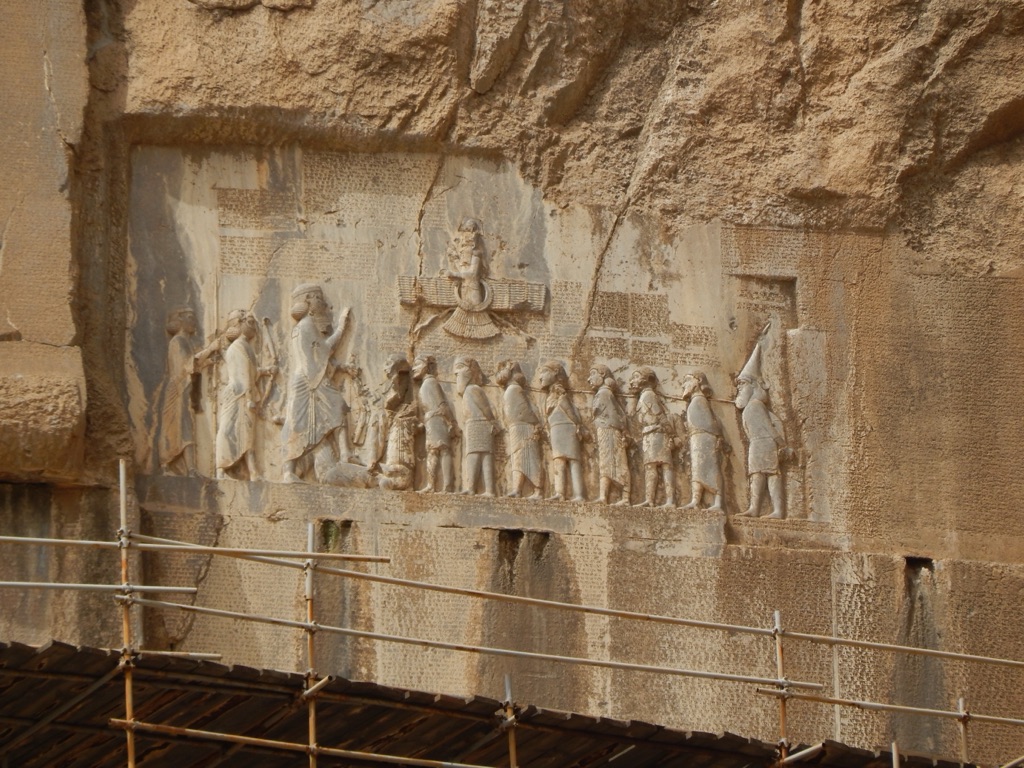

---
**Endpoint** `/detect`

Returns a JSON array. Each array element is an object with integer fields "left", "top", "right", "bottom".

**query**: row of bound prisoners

[{"left": 156, "top": 284, "right": 791, "bottom": 518}]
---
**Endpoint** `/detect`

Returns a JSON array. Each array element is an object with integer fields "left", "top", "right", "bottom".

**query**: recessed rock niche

[{"left": 127, "top": 145, "right": 834, "bottom": 520}]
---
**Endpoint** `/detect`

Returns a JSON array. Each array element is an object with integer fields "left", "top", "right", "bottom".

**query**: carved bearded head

[
  {"left": 291, "top": 284, "right": 331, "bottom": 333},
  {"left": 166, "top": 307, "right": 197, "bottom": 337},
  {"left": 412, "top": 355, "right": 436, "bottom": 381},
  {"left": 629, "top": 367, "right": 658, "bottom": 394},
  {"left": 588, "top": 364, "right": 615, "bottom": 392},
  {"left": 681, "top": 372, "right": 712, "bottom": 401},
  {"left": 453, "top": 356, "right": 482, "bottom": 395}
]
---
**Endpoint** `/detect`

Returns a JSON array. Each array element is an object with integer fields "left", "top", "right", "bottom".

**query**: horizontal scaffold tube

[
  {"left": 757, "top": 688, "right": 1024, "bottom": 728},
  {"left": 131, "top": 534, "right": 778, "bottom": 638},
  {"left": 117, "top": 595, "right": 824, "bottom": 691},
  {"left": 0, "top": 534, "right": 388, "bottom": 563},
  {"left": 110, "top": 719, "right": 492, "bottom": 768},
  {"left": 0, "top": 582, "right": 197, "bottom": 594},
  {"left": 778, "top": 628, "right": 1024, "bottom": 669},
  {"left": 132, "top": 533, "right": 1024, "bottom": 673}
]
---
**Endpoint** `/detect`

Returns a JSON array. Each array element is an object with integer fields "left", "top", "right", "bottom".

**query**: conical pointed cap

[{"left": 738, "top": 341, "right": 762, "bottom": 384}]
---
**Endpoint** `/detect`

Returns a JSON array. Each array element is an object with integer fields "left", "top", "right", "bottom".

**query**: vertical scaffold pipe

[
  {"left": 504, "top": 674, "right": 518, "bottom": 768},
  {"left": 306, "top": 522, "right": 317, "bottom": 768},
  {"left": 119, "top": 459, "right": 136, "bottom": 768},
  {"left": 774, "top": 610, "right": 789, "bottom": 760},
  {"left": 958, "top": 696, "right": 969, "bottom": 765}
]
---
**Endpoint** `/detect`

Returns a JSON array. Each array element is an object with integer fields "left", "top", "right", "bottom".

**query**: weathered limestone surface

[
  {"left": 0, "top": 1, "right": 89, "bottom": 483},
  {"left": 0, "top": 343, "right": 86, "bottom": 483},
  {"left": 3, "top": 0, "right": 1024, "bottom": 764}
]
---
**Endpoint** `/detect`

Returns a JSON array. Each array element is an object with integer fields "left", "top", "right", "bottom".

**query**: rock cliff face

[
  {"left": 105, "top": 1, "right": 1024, "bottom": 233},
  {"left": 2, "top": 0, "right": 1024, "bottom": 763}
]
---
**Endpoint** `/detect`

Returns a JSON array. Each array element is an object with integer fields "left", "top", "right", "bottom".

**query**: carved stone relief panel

[
  {"left": 126, "top": 145, "right": 847, "bottom": 521},
  {"left": 127, "top": 147, "right": 550, "bottom": 488}
]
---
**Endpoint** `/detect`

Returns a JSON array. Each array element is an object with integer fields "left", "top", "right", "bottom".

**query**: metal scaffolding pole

[
  {"left": 109, "top": 719, "right": 495, "bottom": 768},
  {"left": 0, "top": 582, "right": 197, "bottom": 594},
  {"left": 118, "top": 595, "right": 825, "bottom": 690},
  {"left": 779, "top": 743, "right": 823, "bottom": 765},
  {"left": 757, "top": 688, "right": 1024, "bottom": 729},
  {"left": 128, "top": 534, "right": 782, "bottom": 639},
  {"left": 502, "top": 675, "right": 518, "bottom": 768},
  {"left": 0, "top": 536, "right": 388, "bottom": 564},
  {"left": 9, "top": 482, "right": 1024, "bottom": 766},
  {"left": 774, "top": 610, "right": 789, "bottom": 759},
  {"left": 129, "top": 542, "right": 389, "bottom": 563},
  {"left": 118, "top": 459, "right": 136, "bottom": 768},
  {"left": 958, "top": 696, "right": 969, "bottom": 764},
  {"left": 305, "top": 522, "right": 318, "bottom": 768},
  {"left": 779, "top": 627, "right": 1024, "bottom": 670}
]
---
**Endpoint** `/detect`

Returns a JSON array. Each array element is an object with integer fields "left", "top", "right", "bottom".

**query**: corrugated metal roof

[{"left": 0, "top": 641, "right": 967, "bottom": 768}]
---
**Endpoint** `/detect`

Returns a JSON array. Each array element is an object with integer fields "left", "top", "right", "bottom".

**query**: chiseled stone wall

[
  {"left": 134, "top": 478, "right": 1024, "bottom": 763},
  {"left": 3, "top": 1, "right": 1024, "bottom": 764},
  {"left": 0, "top": 1, "right": 88, "bottom": 483}
]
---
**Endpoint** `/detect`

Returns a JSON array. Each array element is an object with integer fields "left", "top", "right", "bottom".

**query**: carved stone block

[{"left": 0, "top": 342, "right": 86, "bottom": 483}]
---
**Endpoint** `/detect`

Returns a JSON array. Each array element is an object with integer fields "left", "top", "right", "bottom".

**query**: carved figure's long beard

[{"left": 312, "top": 309, "right": 332, "bottom": 335}]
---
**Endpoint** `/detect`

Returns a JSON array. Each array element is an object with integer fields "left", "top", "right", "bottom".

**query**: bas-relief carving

[
  {"left": 280, "top": 284, "right": 357, "bottom": 484},
  {"left": 131, "top": 147, "right": 810, "bottom": 518},
  {"left": 369, "top": 355, "right": 419, "bottom": 491},
  {"left": 145, "top": 288, "right": 798, "bottom": 520},
  {"left": 539, "top": 361, "right": 587, "bottom": 503},
  {"left": 589, "top": 365, "right": 631, "bottom": 506},
  {"left": 454, "top": 357, "right": 498, "bottom": 497},
  {"left": 145, "top": 305, "right": 798, "bottom": 521},
  {"left": 735, "top": 339, "right": 791, "bottom": 519},
  {"left": 629, "top": 367, "right": 678, "bottom": 508},
  {"left": 399, "top": 218, "right": 546, "bottom": 340},
  {"left": 413, "top": 355, "right": 458, "bottom": 493},
  {"left": 679, "top": 372, "right": 724, "bottom": 513},
  {"left": 215, "top": 310, "right": 277, "bottom": 481},
  {"left": 495, "top": 360, "right": 543, "bottom": 500},
  {"left": 145, "top": 297, "right": 796, "bottom": 519},
  {"left": 156, "top": 307, "right": 210, "bottom": 476}
]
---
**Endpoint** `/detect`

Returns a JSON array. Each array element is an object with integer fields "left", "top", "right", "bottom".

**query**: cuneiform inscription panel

[
  {"left": 590, "top": 291, "right": 671, "bottom": 335},
  {"left": 217, "top": 189, "right": 298, "bottom": 231},
  {"left": 579, "top": 335, "right": 631, "bottom": 361},
  {"left": 303, "top": 151, "right": 446, "bottom": 229},
  {"left": 722, "top": 226, "right": 807, "bottom": 277},
  {"left": 220, "top": 237, "right": 377, "bottom": 280}
]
